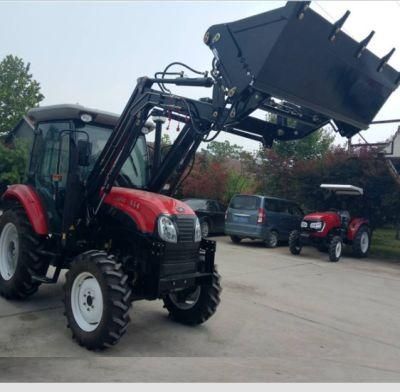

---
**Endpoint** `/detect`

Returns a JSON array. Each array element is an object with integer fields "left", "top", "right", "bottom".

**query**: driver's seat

[{"left": 338, "top": 210, "right": 350, "bottom": 229}]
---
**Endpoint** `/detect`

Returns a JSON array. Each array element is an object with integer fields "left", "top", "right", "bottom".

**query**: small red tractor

[
  {"left": 0, "top": 2, "right": 398, "bottom": 349},
  {"left": 289, "top": 184, "right": 372, "bottom": 262}
]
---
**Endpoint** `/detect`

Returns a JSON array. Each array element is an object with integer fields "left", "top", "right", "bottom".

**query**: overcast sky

[{"left": 1, "top": 1, "right": 400, "bottom": 152}]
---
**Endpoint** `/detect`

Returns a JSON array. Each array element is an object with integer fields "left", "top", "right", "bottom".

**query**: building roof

[{"left": 27, "top": 104, "right": 120, "bottom": 128}]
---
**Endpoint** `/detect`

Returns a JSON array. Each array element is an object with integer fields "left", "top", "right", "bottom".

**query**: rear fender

[
  {"left": 347, "top": 218, "right": 369, "bottom": 241},
  {"left": 1, "top": 185, "right": 49, "bottom": 235}
]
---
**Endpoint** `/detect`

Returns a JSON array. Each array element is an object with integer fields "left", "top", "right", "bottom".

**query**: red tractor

[
  {"left": 0, "top": 2, "right": 398, "bottom": 349},
  {"left": 289, "top": 184, "right": 372, "bottom": 262}
]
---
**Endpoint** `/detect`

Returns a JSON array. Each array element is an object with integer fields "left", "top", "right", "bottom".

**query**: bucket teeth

[
  {"left": 355, "top": 31, "right": 375, "bottom": 59},
  {"left": 378, "top": 48, "right": 396, "bottom": 72},
  {"left": 329, "top": 10, "right": 350, "bottom": 42},
  {"left": 297, "top": 1, "right": 311, "bottom": 20}
]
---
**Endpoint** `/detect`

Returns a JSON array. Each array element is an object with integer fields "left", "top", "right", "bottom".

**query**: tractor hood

[
  {"left": 104, "top": 187, "right": 195, "bottom": 234},
  {"left": 304, "top": 211, "right": 339, "bottom": 221}
]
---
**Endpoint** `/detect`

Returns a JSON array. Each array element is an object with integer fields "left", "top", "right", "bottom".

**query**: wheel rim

[
  {"left": 360, "top": 232, "right": 369, "bottom": 253},
  {"left": 201, "top": 222, "right": 209, "bottom": 238},
  {"left": 169, "top": 286, "right": 201, "bottom": 310},
  {"left": 0, "top": 223, "right": 19, "bottom": 281},
  {"left": 270, "top": 232, "right": 278, "bottom": 247},
  {"left": 335, "top": 241, "right": 342, "bottom": 258},
  {"left": 71, "top": 272, "right": 103, "bottom": 332}
]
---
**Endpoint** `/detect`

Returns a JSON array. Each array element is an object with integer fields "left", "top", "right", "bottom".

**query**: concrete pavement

[{"left": 1, "top": 236, "right": 400, "bottom": 381}]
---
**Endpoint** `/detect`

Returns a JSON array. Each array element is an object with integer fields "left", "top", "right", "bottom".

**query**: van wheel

[
  {"left": 329, "top": 236, "right": 343, "bottom": 262},
  {"left": 230, "top": 235, "right": 241, "bottom": 244},
  {"left": 265, "top": 230, "right": 278, "bottom": 248}
]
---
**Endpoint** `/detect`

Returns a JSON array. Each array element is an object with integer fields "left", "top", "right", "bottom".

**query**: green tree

[
  {"left": 0, "top": 55, "right": 44, "bottom": 134},
  {"left": 224, "top": 170, "right": 257, "bottom": 204},
  {"left": 203, "top": 140, "right": 244, "bottom": 160},
  {"left": 0, "top": 139, "right": 30, "bottom": 184},
  {"left": 272, "top": 128, "right": 335, "bottom": 161},
  {"left": 161, "top": 133, "right": 171, "bottom": 146}
]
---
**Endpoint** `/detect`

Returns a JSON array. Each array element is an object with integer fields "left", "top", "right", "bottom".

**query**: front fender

[
  {"left": 1, "top": 185, "right": 49, "bottom": 235},
  {"left": 347, "top": 218, "right": 369, "bottom": 241}
]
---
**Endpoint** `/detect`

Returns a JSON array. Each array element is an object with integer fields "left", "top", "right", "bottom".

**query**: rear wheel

[
  {"left": 265, "top": 230, "right": 279, "bottom": 248},
  {"left": 64, "top": 251, "right": 131, "bottom": 350},
  {"left": 289, "top": 230, "right": 302, "bottom": 255},
  {"left": 163, "top": 267, "right": 221, "bottom": 325},
  {"left": 0, "top": 205, "right": 49, "bottom": 299},
  {"left": 230, "top": 235, "right": 242, "bottom": 244},
  {"left": 352, "top": 226, "right": 371, "bottom": 258},
  {"left": 329, "top": 236, "right": 343, "bottom": 262}
]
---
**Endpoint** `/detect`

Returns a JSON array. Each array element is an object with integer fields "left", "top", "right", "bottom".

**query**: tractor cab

[
  {"left": 319, "top": 184, "right": 364, "bottom": 229},
  {"left": 289, "top": 184, "right": 371, "bottom": 262},
  {"left": 23, "top": 105, "right": 152, "bottom": 232}
]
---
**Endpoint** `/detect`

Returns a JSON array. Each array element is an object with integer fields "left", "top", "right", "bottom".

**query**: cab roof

[{"left": 27, "top": 104, "right": 119, "bottom": 128}]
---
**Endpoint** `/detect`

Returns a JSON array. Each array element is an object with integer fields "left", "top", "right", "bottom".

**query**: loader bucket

[{"left": 205, "top": 1, "right": 399, "bottom": 135}]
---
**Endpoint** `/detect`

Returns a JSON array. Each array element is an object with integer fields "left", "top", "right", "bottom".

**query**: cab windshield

[
  {"left": 76, "top": 123, "right": 149, "bottom": 188},
  {"left": 33, "top": 121, "right": 149, "bottom": 191}
]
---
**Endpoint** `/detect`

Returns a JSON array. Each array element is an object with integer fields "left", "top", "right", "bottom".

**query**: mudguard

[
  {"left": 347, "top": 218, "right": 369, "bottom": 241},
  {"left": 1, "top": 185, "right": 49, "bottom": 235}
]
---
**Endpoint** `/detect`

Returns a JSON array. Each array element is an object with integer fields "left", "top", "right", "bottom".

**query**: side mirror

[{"left": 77, "top": 140, "right": 92, "bottom": 167}]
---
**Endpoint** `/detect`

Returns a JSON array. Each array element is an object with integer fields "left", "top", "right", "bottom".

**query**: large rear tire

[
  {"left": 329, "top": 236, "right": 343, "bottom": 262},
  {"left": 289, "top": 230, "right": 302, "bottom": 255},
  {"left": 0, "top": 205, "right": 50, "bottom": 299},
  {"left": 163, "top": 267, "right": 221, "bottom": 325},
  {"left": 63, "top": 250, "right": 131, "bottom": 350},
  {"left": 352, "top": 226, "right": 371, "bottom": 258}
]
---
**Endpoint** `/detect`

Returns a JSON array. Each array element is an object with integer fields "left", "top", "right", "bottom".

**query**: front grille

[
  {"left": 176, "top": 216, "right": 196, "bottom": 242},
  {"left": 161, "top": 242, "right": 200, "bottom": 277}
]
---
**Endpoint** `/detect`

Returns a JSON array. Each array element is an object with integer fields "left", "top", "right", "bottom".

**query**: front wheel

[
  {"left": 329, "top": 236, "right": 343, "bottom": 262},
  {"left": 64, "top": 251, "right": 131, "bottom": 350},
  {"left": 352, "top": 226, "right": 371, "bottom": 258},
  {"left": 163, "top": 267, "right": 221, "bottom": 325},
  {"left": 289, "top": 230, "right": 302, "bottom": 255}
]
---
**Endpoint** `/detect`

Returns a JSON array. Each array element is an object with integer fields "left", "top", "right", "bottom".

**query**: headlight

[
  {"left": 158, "top": 215, "right": 178, "bottom": 243},
  {"left": 194, "top": 217, "right": 202, "bottom": 242},
  {"left": 310, "top": 221, "right": 323, "bottom": 230},
  {"left": 301, "top": 221, "right": 308, "bottom": 228}
]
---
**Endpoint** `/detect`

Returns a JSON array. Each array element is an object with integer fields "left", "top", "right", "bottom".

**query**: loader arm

[{"left": 85, "top": 1, "right": 399, "bottom": 219}]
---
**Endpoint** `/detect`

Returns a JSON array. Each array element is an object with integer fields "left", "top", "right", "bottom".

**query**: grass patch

[{"left": 370, "top": 228, "right": 400, "bottom": 260}]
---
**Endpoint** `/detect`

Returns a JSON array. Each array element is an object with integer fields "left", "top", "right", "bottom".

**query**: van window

[
  {"left": 230, "top": 195, "right": 260, "bottom": 210},
  {"left": 265, "top": 199, "right": 287, "bottom": 213}
]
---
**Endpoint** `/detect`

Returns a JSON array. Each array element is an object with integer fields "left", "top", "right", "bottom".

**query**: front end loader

[{"left": 0, "top": 1, "right": 398, "bottom": 349}]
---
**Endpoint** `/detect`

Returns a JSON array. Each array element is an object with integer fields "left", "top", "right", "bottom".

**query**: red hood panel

[
  {"left": 304, "top": 212, "right": 338, "bottom": 220},
  {"left": 104, "top": 187, "right": 195, "bottom": 233}
]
